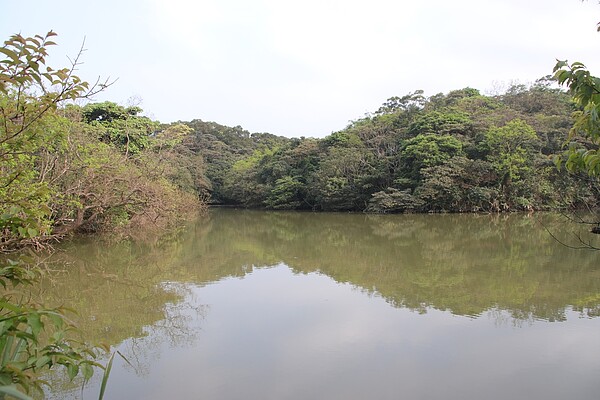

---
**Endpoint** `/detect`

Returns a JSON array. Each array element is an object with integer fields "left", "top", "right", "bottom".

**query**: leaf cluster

[{"left": 554, "top": 60, "right": 600, "bottom": 176}]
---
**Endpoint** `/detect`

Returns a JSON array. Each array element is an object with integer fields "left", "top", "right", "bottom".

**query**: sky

[{"left": 2, "top": 0, "right": 600, "bottom": 138}]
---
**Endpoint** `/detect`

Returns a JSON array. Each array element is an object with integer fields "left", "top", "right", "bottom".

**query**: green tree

[
  {"left": 408, "top": 110, "right": 473, "bottom": 137},
  {"left": 485, "top": 119, "right": 539, "bottom": 183},
  {"left": 0, "top": 32, "right": 105, "bottom": 248},
  {"left": 374, "top": 90, "right": 425, "bottom": 116},
  {"left": 82, "top": 102, "right": 158, "bottom": 156},
  {"left": 417, "top": 157, "right": 499, "bottom": 212},
  {"left": 265, "top": 176, "right": 305, "bottom": 209},
  {"left": 426, "top": 87, "right": 481, "bottom": 109},
  {"left": 313, "top": 146, "right": 377, "bottom": 210},
  {"left": 398, "top": 134, "right": 464, "bottom": 185},
  {"left": 0, "top": 31, "right": 206, "bottom": 398},
  {"left": 222, "top": 147, "right": 274, "bottom": 207},
  {"left": 366, "top": 188, "right": 424, "bottom": 213},
  {"left": 483, "top": 119, "right": 541, "bottom": 209}
]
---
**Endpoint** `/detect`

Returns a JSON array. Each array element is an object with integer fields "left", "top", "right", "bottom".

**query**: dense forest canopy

[{"left": 175, "top": 83, "right": 598, "bottom": 213}]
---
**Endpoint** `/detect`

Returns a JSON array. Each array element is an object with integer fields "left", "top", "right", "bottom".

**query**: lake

[{"left": 41, "top": 209, "right": 600, "bottom": 399}]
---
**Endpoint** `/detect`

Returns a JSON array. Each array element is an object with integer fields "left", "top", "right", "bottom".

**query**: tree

[
  {"left": 417, "top": 157, "right": 499, "bottom": 212},
  {"left": 82, "top": 101, "right": 158, "bottom": 156},
  {"left": 408, "top": 110, "right": 473, "bottom": 137},
  {"left": 483, "top": 119, "right": 540, "bottom": 209},
  {"left": 398, "top": 134, "right": 464, "bottom": 185},
  {"left": 485, "top": 119, "right": 539, "bottom": 183},
  {"left": 265, "top": 176, "right": 305, "bottom": 209},
  {"left": 426, "top": 87, "right": 481, "bottom": 109},
  {"left": 0, "top": 32, "right": 108, "bottom": 249},
  {"left": 313, "top": 145, "right": 377, "bottom": 210},
  {"left": 222, "top": 147, "right": 274, "bottom": 207},
  {"left": 366, "top": 188, "right": 424, "bottom": 213},
  {"left": 374, "top": 90, "right": 425, "bottom": 116}
]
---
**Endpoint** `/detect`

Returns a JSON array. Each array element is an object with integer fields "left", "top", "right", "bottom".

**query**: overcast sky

[{"left": 2, "top": 0, "right": 600, "bottom": 137}]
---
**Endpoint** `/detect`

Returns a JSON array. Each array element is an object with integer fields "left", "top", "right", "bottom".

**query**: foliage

[
  {"left": 0, "top": 31, "right": 111, "bottom": 399},
  {"left": 398, "top": 134, "right": 464, "bottom": 185},
  {"left": 553, "top": 60, "right": 600, "bottom": 176},
  {"left": 0, "top": 32, "right": 104, "bottom": 250},
  {"left": 179, "top": 119, "right": 290, "bottom": 204},
  {"left": 485, "top": 119, "right": 539, "bottom": 182},
  {"left": 374, "top": 90, "right": 425, "bottom": 116},
  {"left": 313, "top": 146, "right": 377, "bottom": 210},
  {"left": 265, "top": 176, "right": 305, "bottom": 209},
  {"left": 82, "top": 102, "right": 158, "bottom": 156},
  {"left": 188, "top": 84, "right": 597, "bottom": 213},
  {"left": 0, "top": 32, "right": 206, "bottom": 249},
  {"left": 42, "top": 119, "right": 200, "bottom": 235},
  {"left": 407, "top": 110, "right": 472, "bottom": 136},
  {"left": 0, "top": 257, "right": 106, "bottom": 399}
]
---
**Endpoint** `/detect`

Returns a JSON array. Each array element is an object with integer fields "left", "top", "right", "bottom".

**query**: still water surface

[{"left": 42, "top": 209, "right": 600, "bottom": 399}]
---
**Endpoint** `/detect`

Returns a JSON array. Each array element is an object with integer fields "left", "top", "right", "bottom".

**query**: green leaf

[
  {"left": 0, "top": 385, "right": 33, "bottom": 400},
  {"left": 47, "top": 313, "right": 64, "bottom": 330},
  {"left": 35, "top": 355, "right": 51, "bottom": 370},
  {"left": 0, "top": 48, "right": 20, "bottom": 63},
  {"left": 67, "top": 363, "right": 79, "bottom": 380},
  {"left": 27, "top": 38, "right": 40, "bottom": 47},
  {"left": 98, "top": 352, "right": 115, "bottom": 400},
  {"left": 81, "top": 362, "right": 94, "bottom": 381},
  {"left": 52, "top": 330, "right": 64, "bottom": 342},
  {"left": 26, "top": 313, "right": 43, "bottom": 337}
]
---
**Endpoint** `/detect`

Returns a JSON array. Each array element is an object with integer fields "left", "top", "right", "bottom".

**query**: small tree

[{"left": 1, "top": 31, "right": 109, "bottom": 249}]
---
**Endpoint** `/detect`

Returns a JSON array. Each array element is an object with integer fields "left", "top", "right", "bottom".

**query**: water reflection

[
  {"left": 38, "top": 209, "right": 600, "bottom": 399},
  {"left": 53, "top": 265, "right": 600, "bottom": 400},
  {"left": 42, "top": 210, "right": 600, "bottom": 337},
  {"left": 186, "top": 210, "right": 600, "bottom": 321}
]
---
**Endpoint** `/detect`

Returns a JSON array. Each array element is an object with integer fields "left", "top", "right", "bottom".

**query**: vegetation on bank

[{"left": 0, "top": 58, "right": 206, "bottom": 251}]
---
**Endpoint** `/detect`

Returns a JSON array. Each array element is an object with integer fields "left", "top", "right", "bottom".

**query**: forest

[
  {"left": 1, "top": 30, "right": 600, "bottom": 398},
  {"left": 180, "top": 84, "right": 598, "bottom": 213}
]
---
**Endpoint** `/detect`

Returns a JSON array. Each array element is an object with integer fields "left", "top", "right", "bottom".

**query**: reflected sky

[{"left": 64, "top": 264, "right": 600, "bottom": 400}]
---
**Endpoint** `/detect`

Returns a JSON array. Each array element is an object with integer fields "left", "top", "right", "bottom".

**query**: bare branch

[{"left": 538, "top": 215, "right": 600, "bottom": 251}]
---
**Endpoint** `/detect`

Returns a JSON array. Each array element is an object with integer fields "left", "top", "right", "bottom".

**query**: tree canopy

[{"left": 179, "top": 84, "right": 596, "bottom": 213}]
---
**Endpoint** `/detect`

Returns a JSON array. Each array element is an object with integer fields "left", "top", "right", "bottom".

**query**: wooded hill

[{"left": 175, "top": 83, "right": 598, "bottom": 212}]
